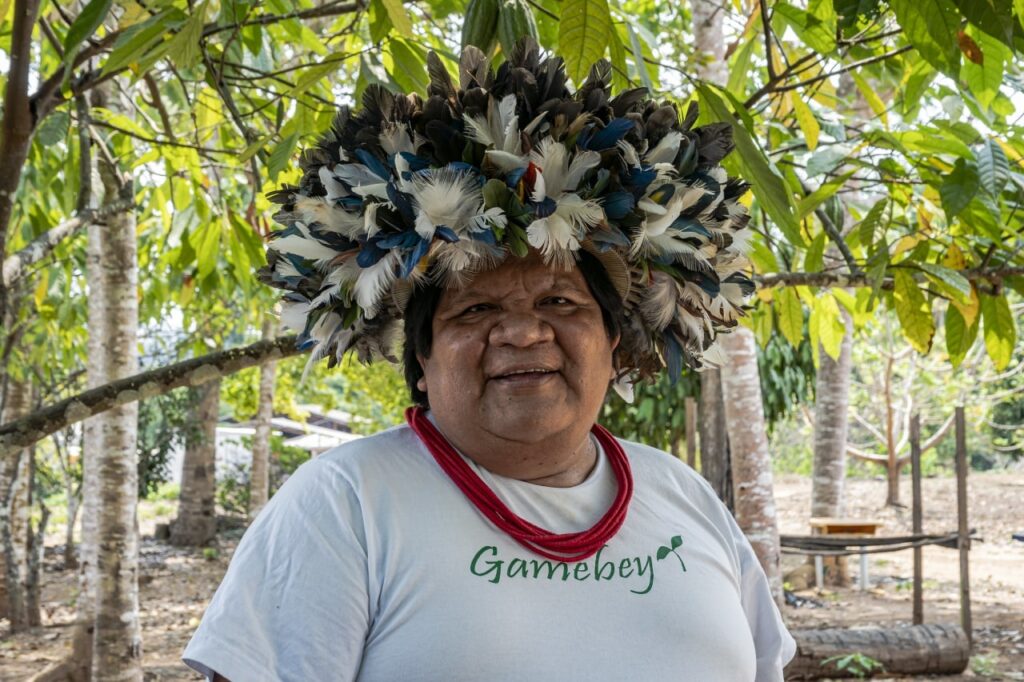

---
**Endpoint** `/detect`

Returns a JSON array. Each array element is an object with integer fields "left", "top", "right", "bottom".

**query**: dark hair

[{"left": 402, "top": 250, "right": 625, "bottom": 408}]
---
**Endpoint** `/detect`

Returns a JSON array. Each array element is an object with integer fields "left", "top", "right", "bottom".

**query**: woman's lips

[{"left": 489, "top": 369, "right": 559, "bottom": 387}]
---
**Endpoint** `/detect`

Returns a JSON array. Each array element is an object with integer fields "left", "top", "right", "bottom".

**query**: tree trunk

[
  {"left": 24, "top": 442, "right": 47, "bottom": 627},
  {"left": 249, "top": 317, "right": 277, "bottom": 517},
  {"left": 89, "top": 109, "right": 142, "bottom": 679},
  {"left": 0, "top": 372, "right": 31, "bottom": 629},
  {"left": 171, "top": 379, "right": 220, "bottom": 546},
  {"left": 883, "top": 352, "right": 900, "bottom": 506},
  {"left": 698, "top": 370, "right": 733, "bottom": 511},
  {"left": 810, "top": 309, "right": 853, "bottom": 585},
  {"left": 786, "top": 624, "right": 970, "bottom": 679},
  {"left": 719, "top": 327, "right": 784, "bottom": 605}
]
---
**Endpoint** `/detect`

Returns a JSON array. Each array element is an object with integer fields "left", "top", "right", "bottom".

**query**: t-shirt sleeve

[
  {"left": 182, "top": 456, "right": 371, "bottom": 682},
  {"left": 727, "top": 514, "right": 797, "bottom": 682}
]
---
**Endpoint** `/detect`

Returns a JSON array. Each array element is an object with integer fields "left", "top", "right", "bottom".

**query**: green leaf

[
  {"left": 656, "top": 546, "right": 670, "bottom": 560},
  {"left": 960, "top": 26, "right": 1009, "bottom": 110},
  {"left": 976, "top": 138, "right": 1010, "bottom": 196},
  {"left": 805, "top": 145, "right": 850, "bottom": 177},
  {"left": 939, "top": 158, "right": 980, "bottom": 219},
  {"left": 165, "top": 3, "right": 205, "bottom": 69},
  {"left": 102, "top": 9, "right": 182, "bottom": 76},
  {"left": 267, "top": 133, "right": 298, "bottom": 181},
  {"left": 815, "top": 294, "right": 845, "bottom": 361},
  {"left": 379, "top": 0, "right": 413, "bottom": 37},
  {"left": 917, "top": 263, "right": 972, "bottom": 304},
  {"left": 670, "top": 535, "right": 682, "bottom": 549},
  {"left": 889, "top": 0, "right": 962, "bottom": 76},
  {"left": 726, "top": 32, "right": 757, "bottom": 96},
  {"left": 559, "top": 0, "right": 612, "bottom": 85},
  {"left": 775, "top": 287, "right": 804, "bottom": 347},
  {"left": 951, "top": 0, "right": 1014, "bottom": 47},
  {"left": 980, "top": 294, "right": 1015, "bottom": 370},
  {"left": 798, "top": 170, "right": 856, "bottom": 220},
  {"left": 857, "top": 198, "right": 887, "bottom": 247},
  {"left": 368, "top": 0, "right": 393, "bottom": 43},
  {"left": 889, "top": 130, "right": 971, "bottom": 158},
  {"left": 791, "top": 94, "right": 820, "bottom": 151},
  {"left": 893, "top": 269, "right": 935, "bottom": 354},
  {"left": 944, "top": 304, "right": 977, "bottom": 368},
  {"left": 804, "top": 232, "right": 826, "bottom": 273},
  {"left": 64, "top": 0, "right": 113, "bottom": 63},
  {"left": 697, "top": 84, "right": 802, "bottom": 247},
  {"left": 388, "top": 39, "right": 428, "bottom": 94},
  {"left": 608, "top": 27, "right": 629, "bottom": 92},
  {"left": 772, "top": 2, "right": 836, "bottom": 54},
  {"left": 850, "top": 71, "right": 887, "bottom": 127},
  {"left": 625, "top": 23, "right": 654, "bottom": 93}
]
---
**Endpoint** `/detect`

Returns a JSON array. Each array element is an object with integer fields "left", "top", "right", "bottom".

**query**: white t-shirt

[{"left": 183, "top": 421, "right": 795, "bottom": 681}]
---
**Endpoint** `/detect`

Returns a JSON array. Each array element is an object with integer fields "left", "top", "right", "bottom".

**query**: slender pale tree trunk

[
  {"left": 0, "top": 372, "right": 31, "bottom": 629},
  {"left": 171, "top": 379, "right": 220, "bottom": 546},
  {"left": 250, "top": 317, "right": 278, "bottom": 517},
  {"left": 88, "top": 83, "right": 143, "bottom": 681},
  {"left": 720, "top": 327, "right": 784, "bottom": 605},
  {"left": 811, "top": 309, "right": 853, "bottom": 584}
]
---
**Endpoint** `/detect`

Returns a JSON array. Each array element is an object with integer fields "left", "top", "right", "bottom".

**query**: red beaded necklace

[{"left": 405, "top": 406, "right": 633, "bottom": 563}]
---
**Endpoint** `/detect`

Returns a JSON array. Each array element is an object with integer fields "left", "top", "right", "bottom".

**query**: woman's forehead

[{"left": 441, "top": 257, "right": 590, "bottom": 304}]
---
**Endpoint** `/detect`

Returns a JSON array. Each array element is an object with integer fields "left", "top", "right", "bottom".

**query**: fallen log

[{"left": 785, "top": 624, "right": 970, "bottom": 679}]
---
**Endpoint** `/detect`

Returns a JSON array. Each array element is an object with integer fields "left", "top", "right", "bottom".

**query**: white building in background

[{"left": 168, "top": 404, "right": 363, "bottom": 484}]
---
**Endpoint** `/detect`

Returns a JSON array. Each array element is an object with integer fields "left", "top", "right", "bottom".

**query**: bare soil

[{"left": 1, "top": 472, "right": 1022, "bottom": 680}]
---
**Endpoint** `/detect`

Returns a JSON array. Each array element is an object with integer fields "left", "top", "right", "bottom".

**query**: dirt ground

[{"left": 1, "top": 471, "right": 1022, "bottom": 680}]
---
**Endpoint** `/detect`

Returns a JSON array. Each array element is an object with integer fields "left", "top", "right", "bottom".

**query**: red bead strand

[{"left": 405, "top": 406, "right": 633, "bottom": 563}]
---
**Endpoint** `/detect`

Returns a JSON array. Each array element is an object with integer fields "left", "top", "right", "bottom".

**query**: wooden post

[
  {"left": 910, "top": 413, "right": 923, "bottom": 625},
  {"left": 955, "top": 406, "right": 972, "bottom": 648},
  {"left": 684, "top": 396, "right": 697, "bottom": 469}
]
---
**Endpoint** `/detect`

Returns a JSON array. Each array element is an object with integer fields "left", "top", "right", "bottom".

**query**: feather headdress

[{"left": 258, "top": 38, "right": 755, "bottom": 389}]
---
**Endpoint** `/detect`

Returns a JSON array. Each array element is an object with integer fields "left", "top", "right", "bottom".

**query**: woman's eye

[
  {"left": 462, "top": 303, "right": 491, "bottom": 315},
  {"left": 544, "top": 296, "right": 573, "bottom": 306}
]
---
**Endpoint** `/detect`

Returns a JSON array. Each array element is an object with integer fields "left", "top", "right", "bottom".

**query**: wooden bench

[{"left": 808, "top": 517, "right": 884, "bottom": 590}]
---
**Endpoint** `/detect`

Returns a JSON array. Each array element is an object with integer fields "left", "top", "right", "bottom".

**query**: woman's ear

[{"left": 416, "top": 353, "right": 428, "bottom": 392}]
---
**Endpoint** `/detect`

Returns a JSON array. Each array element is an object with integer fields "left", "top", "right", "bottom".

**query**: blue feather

[
  {"left": 354, "top": 149, "right": 391, "bottom": 181},
  {"left": 377, "top": 230, "right": 420, "bottom": 250},
  {"left": 670, "top": 218, "right": 712, "bottom": 239},
  {"left": 579, "top": 118, "right": 634, "bottom": 150},
  {"left": 534, "top": 197, "right": 557, "bottom": 218},
  {"left": 506, "top": 167, "right": 527, "bottom": 187},
  {"left": 399, "top": 151, "right": 431, "bottom": 171},
  {"left": 357, "top": 238, "right": 389, "bottom": 267},
  {"left": 602, "top": 191, "right": 635, "bottom": 220},
  {"left": 387, "top": 183, "right": 416, "bottom": 224},
  {"left": 435, "top": 225, "right": 460, "bottom": 243},
  {"left": 401, "top": 237, "right": 431, "bottom": 277},
  {"left": 472, "top": 229, "right": 498, "bottom": 245}
]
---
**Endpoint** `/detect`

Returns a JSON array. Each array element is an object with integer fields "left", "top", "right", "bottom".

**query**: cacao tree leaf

[
  {"left": 775, "top": 286, "right": 804, "bottom": 348},
  {"left": 791, "top": 93, "right": 820, "bottom": 151},
  {"left": 944, "top": 304, "right": 976, "bottom": 368},
  {"left": 64, "top": 0, "right": 113, "bottom": 63},
  {"left": 917, "top": 263, "right": 972, "bottom": 304},
  {"left": 980, "top": 294, "right": 1015, "bottom": 370},
  {"left": 893, "top": 269, "right": 935, "bottom": 353},
  {"left": 559, "top": 0, "right": 612, "bottom": 85},
  {"left": 889, "top": 0, "right": 962, "bottom": 76},
  {"left": 940, "top": 158, "right": 980, "bottom": 219},
  {"left": 977, "top": 137, "right": 1010, "bottom": 196},
  {"left": 379, "top": 0, "right": 413, "bottom": 37}
]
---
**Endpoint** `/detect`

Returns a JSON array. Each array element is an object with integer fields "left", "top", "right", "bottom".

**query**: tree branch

[
  {"left": 0, "top": 336, "right": 304, "bottom": 458},
  {"left": 2, "top": 200, "right": 134, "bottom": 288},
  {"left": 921, "top": 413, "right": 956, "bottom": 452},
  {"left": 847, "top": 446, "right": 888, "bottom": 463},
  {"left": 755, "top": 265, "right": 1024, "bottom": 290},
  {"left": 851, "top": 409, "right": 887, "bottom": 445}
]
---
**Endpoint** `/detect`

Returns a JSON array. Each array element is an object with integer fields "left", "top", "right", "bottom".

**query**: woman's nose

[{"left": 489, "top": 311, "right": 555, "bottom": 347}]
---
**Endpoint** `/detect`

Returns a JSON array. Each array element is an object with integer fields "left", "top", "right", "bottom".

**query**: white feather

[
  {"left": 639, "top": 271, "right": 679, "bottom": 331},
  {"left": 644, "top": 131, "right": 682, "bottom": 165},
  {"left": 271, "top": 233, "right": 338, "bottom": 261},
  {"left": 354, "top": 252, "right": 400, "bottom": 315},
  {"left": 319, "top": 166, "right": 348, "bottom": 201},
  {"left": 565, "top": 150, "right": 600, "bottom": 192}
]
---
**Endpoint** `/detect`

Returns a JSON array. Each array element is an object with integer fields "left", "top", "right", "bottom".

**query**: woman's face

[{"left": 418, "top": 252, "right": 618, "bottom": 452}]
